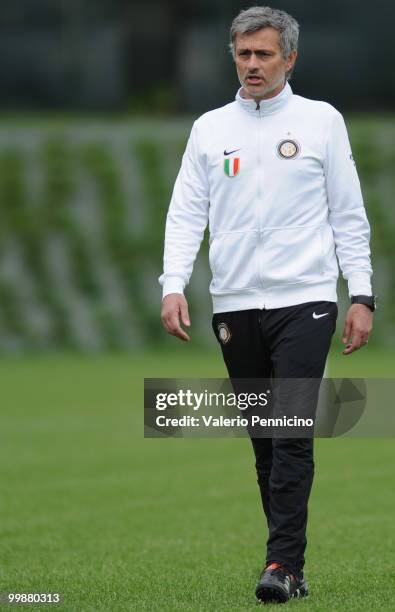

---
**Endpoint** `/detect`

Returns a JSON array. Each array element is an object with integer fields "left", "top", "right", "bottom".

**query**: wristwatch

[{"left": 350, "top": 295, "right": 377, "bottom": 312}]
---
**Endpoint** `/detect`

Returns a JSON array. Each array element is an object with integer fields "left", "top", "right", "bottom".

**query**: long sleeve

[
  {"left": 158, "top": 121, "right": 210, "bottom": 298},
  {"left": 324, "top": 110, "right": 373, "bottom": 296}
]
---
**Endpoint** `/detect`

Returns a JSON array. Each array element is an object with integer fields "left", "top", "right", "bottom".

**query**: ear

[{"left": 286, "top": 49, "right": 298, "bottom": 72}]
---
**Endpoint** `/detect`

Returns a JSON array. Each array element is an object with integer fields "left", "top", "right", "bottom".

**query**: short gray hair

[{"left": 229, "top": 6, "right": 300, "bottom": 80}]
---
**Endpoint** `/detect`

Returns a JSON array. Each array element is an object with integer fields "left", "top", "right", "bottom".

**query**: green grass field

[{"left": 0, "top": 346, "right": 394, "bottom": 610}]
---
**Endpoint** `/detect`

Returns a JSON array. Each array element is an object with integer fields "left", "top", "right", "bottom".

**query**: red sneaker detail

[
  {"left": 265, "top": 562, "right": 282, "bottom": 571},
  {"left": 265, "top": 563, "right": 296, "bottom": 581}
]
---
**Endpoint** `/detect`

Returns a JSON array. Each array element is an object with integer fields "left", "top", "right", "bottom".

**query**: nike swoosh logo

[
  {"left": 224, "top": 148, "right": 241, "bottom": 156},
  {"left": 313, "top": 312, "right": 329, "bottom": 319}
]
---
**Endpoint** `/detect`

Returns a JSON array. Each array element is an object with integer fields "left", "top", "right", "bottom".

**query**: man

[{"left": 159, "top": 5, "right": 375, "bottom": 605}]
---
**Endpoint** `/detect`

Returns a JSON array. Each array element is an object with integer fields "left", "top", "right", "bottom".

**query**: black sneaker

[{"left": 255, "top": 562, "right": 309, "bottom": 603}]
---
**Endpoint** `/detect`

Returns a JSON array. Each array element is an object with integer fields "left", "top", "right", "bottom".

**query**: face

[{"left": 234, "top": 27, "right": 297, "bottom": 100}]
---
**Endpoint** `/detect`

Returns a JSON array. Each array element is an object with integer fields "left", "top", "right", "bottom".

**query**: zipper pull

[{"left": 255, "top": 100, "right": 260, "bottom": 111}]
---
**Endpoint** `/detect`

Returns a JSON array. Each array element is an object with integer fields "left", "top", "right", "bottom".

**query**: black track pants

[{"left": 212, "top": 301, "right": 338, "bottom": 576}]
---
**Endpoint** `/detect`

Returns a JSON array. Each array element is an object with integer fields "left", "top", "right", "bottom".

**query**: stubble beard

[{"left": 239, "top": 71, "right": 286, "bottom": 101}]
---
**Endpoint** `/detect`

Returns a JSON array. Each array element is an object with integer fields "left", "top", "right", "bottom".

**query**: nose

[{"left": 246, "top": 52, "right": 260, "bottom": 71}]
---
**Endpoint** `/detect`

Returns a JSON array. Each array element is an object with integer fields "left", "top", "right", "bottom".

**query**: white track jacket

[{"left": 159, "top": 81, "right": 373, "bottom": 312}]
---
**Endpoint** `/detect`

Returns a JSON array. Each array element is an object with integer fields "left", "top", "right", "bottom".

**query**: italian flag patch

[{"left": 224, "top": 157, "right": 240, "bottom": 177}]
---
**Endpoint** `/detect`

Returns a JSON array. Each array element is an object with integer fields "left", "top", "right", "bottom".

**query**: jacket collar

[{"left": 235, "top": 80, "right": 293, "bottom": 116}]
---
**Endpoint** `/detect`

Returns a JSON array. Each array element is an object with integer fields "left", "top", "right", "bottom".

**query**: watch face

[{"left": 367, "top": 296, "right": 376, "bottom": 311}]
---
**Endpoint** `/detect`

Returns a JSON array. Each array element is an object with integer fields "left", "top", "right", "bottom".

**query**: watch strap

[{"left": 350, "top": 295, "right": 377, "bottom": 312}]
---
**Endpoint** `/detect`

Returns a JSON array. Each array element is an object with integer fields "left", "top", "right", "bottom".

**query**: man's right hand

[{"left": 161, "top": 293, "right": 191, "bottom": 342}]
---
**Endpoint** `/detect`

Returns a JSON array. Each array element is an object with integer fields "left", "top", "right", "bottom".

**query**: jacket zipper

[{"left": 256, "top": 101, "right": 266, "bottom": 306}]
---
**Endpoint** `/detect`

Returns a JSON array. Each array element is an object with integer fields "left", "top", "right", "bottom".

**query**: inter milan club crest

[
  {"left": 224, "top": 156, "right": 240, "bottom": 177},
  {"left": 276, "top": 139, "right": 300, "bottom": 160},
  {"left": 218, "top": 322, "right": 231, "bottom": 344}
]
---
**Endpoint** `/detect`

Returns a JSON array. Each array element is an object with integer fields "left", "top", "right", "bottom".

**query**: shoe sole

[
  {"left": 256, "top": 585, "right": 288, "bottom": 604},
  {"left": 256, "top": 582, "right": 309, "bottom": 603}
]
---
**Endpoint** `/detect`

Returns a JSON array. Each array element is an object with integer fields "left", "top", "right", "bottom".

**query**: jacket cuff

[
  {"left": 347, "top": 272, "right": 372, "bottom": 297},
  {"left": 162, "top": 276, "right": 185, "bottom": 299}
]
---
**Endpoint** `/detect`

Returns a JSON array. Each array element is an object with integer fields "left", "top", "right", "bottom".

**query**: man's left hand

[{"left": 342, "top": 304, "right": 373, "bottom": 355}]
